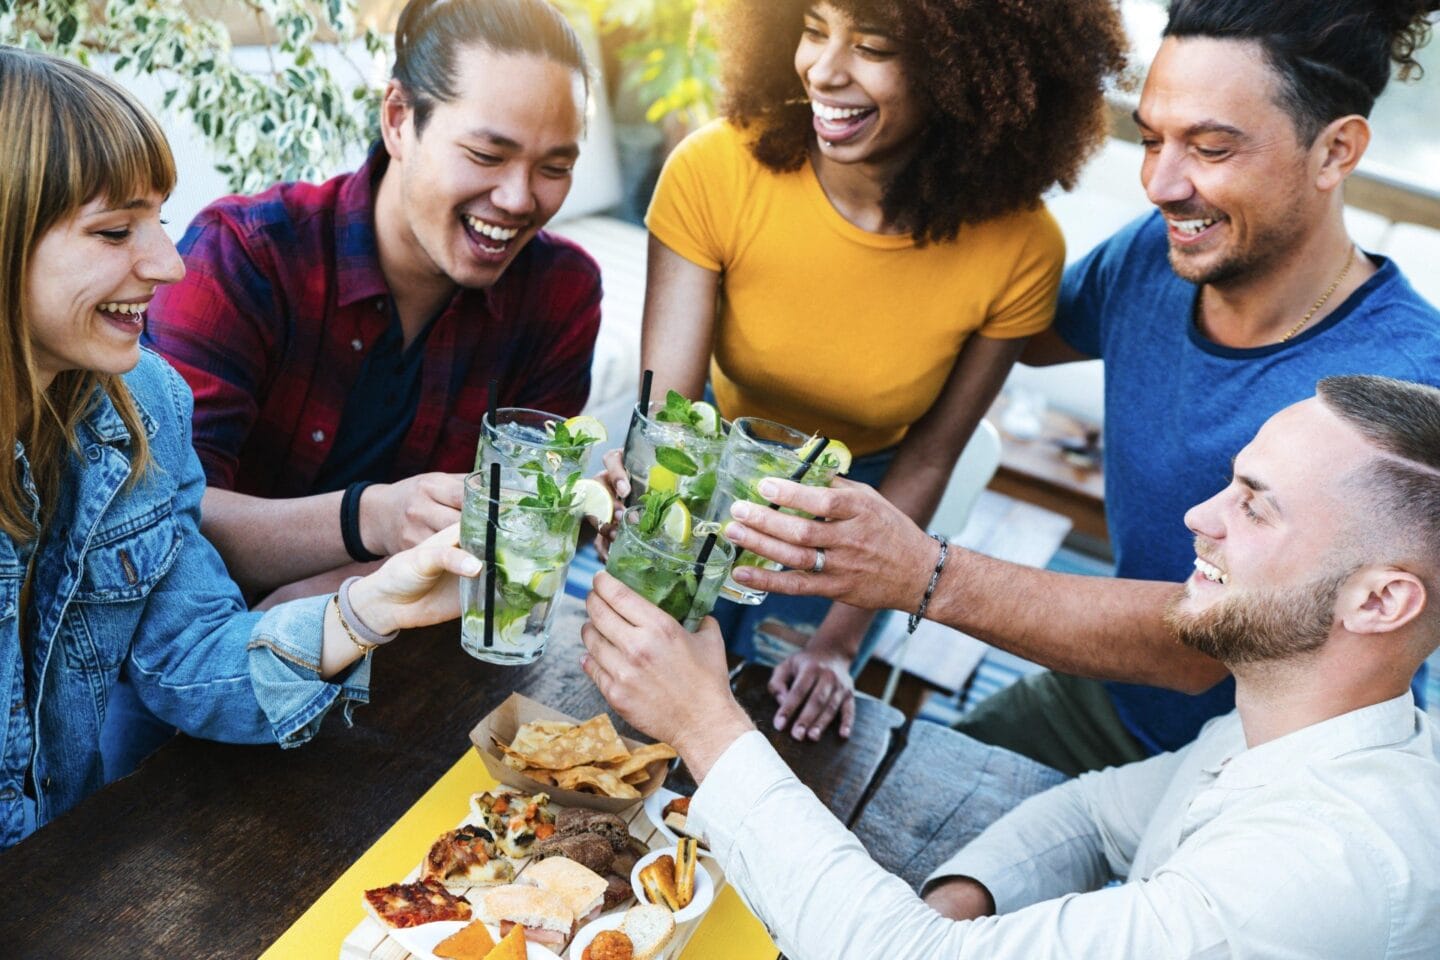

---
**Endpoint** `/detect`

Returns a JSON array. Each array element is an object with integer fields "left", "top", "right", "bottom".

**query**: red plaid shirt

[{"left": 145, "top": 150, "right": 601, "bottom": 496}]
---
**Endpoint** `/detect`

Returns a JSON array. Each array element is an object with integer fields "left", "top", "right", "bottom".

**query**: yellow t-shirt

[{"left": 646, "top": 119, "right": 1064, "bottom": 456}]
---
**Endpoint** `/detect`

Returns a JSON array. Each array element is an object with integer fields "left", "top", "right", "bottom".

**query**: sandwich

[
  {"left": 661, "top": 797, "right": 697, "bottom": 841},
  {"left": 621, "top": 904, "right": 676, "bottom": 960},
  {"left": 520, "top": 856, "right": 608, "bottom": 926},
  {"left": 475, "top": 884, "right": 572, "bottom": 948},
  {"left": 529, "top": 831, "right": 615, "bottom": 875},
  {"left": 637, "top": 856, "right": 681, "bottom": 912},
  {"left": 674, "top": 838, "right": 698, "bottom": 908},
  {"left": 555, "top": 807, "right": 631, "bottom": 851}
]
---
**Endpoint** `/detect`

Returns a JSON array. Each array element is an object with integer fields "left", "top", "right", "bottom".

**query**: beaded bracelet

[
  {"left": 907, "top": 533, "right": 949, "bottom": 634},
  {"left": 335, "top": 575, "right": 398, "bottom": 655}
]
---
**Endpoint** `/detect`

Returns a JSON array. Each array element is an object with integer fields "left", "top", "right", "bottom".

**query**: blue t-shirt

[{"left": 1057, "top": 211, "right": 1440, "bottom": 754}]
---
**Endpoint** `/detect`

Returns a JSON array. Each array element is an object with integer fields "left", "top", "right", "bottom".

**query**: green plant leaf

[{"left": 654, "top": 446, "right": 698, "bottom": 476}]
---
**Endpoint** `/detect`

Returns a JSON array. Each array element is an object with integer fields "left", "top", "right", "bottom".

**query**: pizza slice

[
  {"left": 470, "top": 789, "right": 557, "bottom": 859},
  {"left": 422, "top": 824, "right": 516, "bottom": 889},
  {"left": 361, "top": 879, "right": 472, "bottom": 929}
]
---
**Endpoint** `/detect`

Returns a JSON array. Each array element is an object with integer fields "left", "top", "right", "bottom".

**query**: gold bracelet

[{"left": 332, "top": 593, "right": 377, "bottom": 656}]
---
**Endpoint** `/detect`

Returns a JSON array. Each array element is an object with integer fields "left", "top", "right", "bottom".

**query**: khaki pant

[{"left": 954, "top": 671, "right": 1148, "bottom": 777}]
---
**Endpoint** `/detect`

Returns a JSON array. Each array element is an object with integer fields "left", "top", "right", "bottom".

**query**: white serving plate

[
  {"left": 389, "top": 920, "right": 562, "bottom": 960},
  {"left": 640, "top": 787, "right": 709, "bottom": 855},
  {"left": 630, "top": 848, "right": 715, "bottom": 924}
]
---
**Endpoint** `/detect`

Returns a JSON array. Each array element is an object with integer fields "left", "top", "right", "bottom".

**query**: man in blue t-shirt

[
  {"left": 944, "top": 1, "right": 1440, "bottom": 773},
  {"left": 680, "top": 0, "right": 1440, "bottom": 774}
]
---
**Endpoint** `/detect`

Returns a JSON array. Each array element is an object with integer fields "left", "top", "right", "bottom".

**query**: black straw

[
  {"left": 770, "top": 437, "right": 829, "bottom": 510},
  {"left": 487, "top": 377, "right": 499, "bottom": 436},
  {"left": 639, "top": 369, "right": 653, "bottom": 416},
  {"left": 693, "top": 532, "right": 719, "bottom": 580},
  {"left": 484, "top": 461, "right": 500, "bottom": 648}
]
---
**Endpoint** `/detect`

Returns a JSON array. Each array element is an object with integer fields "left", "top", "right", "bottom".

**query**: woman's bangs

[{"left": 54, "top": 68, "right": 176, "bottom": 215}]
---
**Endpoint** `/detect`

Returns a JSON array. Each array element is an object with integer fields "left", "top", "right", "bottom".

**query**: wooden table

[{"left": 0, "top": 600, "right": 904, "bottom": 959}]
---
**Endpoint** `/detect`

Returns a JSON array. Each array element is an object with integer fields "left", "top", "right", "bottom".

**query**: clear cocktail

[
  {"left": 605, "top": 499, "right": 735, "bottom": 631},
  {"left": 621, "top": 391, "right": 727, "bottom": 520},
  {"left": 704, "top": 417, "right": 849, "bottom": 605},
  {"left": 475, "top": 407, "right": 606, "bottom": 492},
  {"left": 459, "top": 473, "right": 584, "bottom": 665}
]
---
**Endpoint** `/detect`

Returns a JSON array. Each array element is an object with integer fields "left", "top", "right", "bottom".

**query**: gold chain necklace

[
  {"left": 1193, "top": 247, "right": 1357, "bottom": 344},
  {"left": 1278, "top": 247, "right": 1357, "bottom": 343}
]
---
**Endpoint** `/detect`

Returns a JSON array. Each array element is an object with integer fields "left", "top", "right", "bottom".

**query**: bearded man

[{"left": 582, "top": 374, "right": 1440, "bottom": 959}]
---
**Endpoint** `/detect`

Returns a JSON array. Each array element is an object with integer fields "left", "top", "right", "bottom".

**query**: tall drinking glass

[
  {"left": 703, "top": 417, "right": 841, "bottom": 605},
  {"left": 459, "top": 474, "right": 582, "bottom": 664},
  {"left": 475, "top": 408, "right": 597, "bottom": 491},
  {"left": 605, "top": 507, "right": 736, "bottom": 631},
  {"left": 620, "top": 401, "right": 729, "bottom": 519}
]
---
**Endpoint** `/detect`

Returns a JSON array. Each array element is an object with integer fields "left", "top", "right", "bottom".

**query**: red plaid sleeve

[{"left": 146, "top": 210, "right": 284, "bottom": 489}]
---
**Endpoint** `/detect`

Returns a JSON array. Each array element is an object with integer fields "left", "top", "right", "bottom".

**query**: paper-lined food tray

[{"left": 339, "top": 786, "right": 719, "bottom": 960}]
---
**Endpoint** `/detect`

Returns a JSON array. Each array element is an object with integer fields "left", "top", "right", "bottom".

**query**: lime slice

[
  {"left": 466, "top": 613, "right": 528, "bottom": 647},
  {"left": 647, "top": 462, "right": 679, "bottom": 494},
  {"left": 494, "top": 547, "right": 541, "bottom": 586},
  {"left": 661, "top": 500, "right": 692, "bottom": 545},
  {"left": 569, "top": 477, "right": 614, "bottom": 525},
  {"left": 799, "top": 436, "right": 853, "bottom": 475},
  {"left": 527, "top": 566, "right": 565, "bottom": 599},
  {"left": 690, "top": 401, "right": 722, "bottom": 437},
  {"left": 562, "top": 415, "right": 608, "bottom": 445}
]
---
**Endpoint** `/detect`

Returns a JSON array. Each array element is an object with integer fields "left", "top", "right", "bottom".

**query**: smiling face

[
  {"left": 794, "top": 2, "right": 926, "bottom": 170},
  {"left": 24, "top": 192, "right": 183, "bottom": 390},
  {"left": 384, "top": 45, "right": 584, "bottom": 290},
  {"left": 1165, "top": 399, "right": 1375, "bottom": 663},
  {"left": 1136, "top": 37, "right": 1329, "bottom": 287}
]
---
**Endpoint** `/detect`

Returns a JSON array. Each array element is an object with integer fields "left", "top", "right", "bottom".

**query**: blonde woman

[{"left": 0, "top": 47, "right": 479, "bottom": 848}]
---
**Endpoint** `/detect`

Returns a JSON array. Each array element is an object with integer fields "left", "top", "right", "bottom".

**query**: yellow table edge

[{"left": 260, "top": 749, "right": 775, "bottom": 960}]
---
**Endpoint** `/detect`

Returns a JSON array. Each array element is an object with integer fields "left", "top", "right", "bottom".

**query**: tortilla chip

[
  {"left": 483, "top": 923, "right": 528, "bottom": 960},
  {"left": 511, "top": 719, "right": 573, "bottom": 753},
  {"left": 622, "top": 769, "right": 650, "bottom": 785},
  {"left": 434, "top": 919, "right": 496, "bottom": 960},
  {"left": 520, "top": 767, "right": 556, "bottom": 786},
  {"left": 518, "top": 715, "right": 631, "bottom": 771},
  {"left": 554, "top": 764, "right": 642, "bottom": 799},
  {"left": 602, "top": 741, "right": 677, "bottom": 780}
]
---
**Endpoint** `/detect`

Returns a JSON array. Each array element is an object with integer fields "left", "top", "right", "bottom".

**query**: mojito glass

[
  {"left": 704, "top": 417, "right": 842, "bottom": 605},
  {"left": 621, "top": 400, "right": 728, "bottom": 519},
  {"left": 459, "top": 474, "right": 582, "bottom": 665},
  {"left": 605, "top": 506, "right": 735, "bottom": 631},
  {"left": 476, "top": 407, "right": 598, "bottom": 492}
]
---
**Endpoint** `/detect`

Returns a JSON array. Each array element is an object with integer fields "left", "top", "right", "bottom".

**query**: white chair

[{"left": 881, "top": 419, "right": 1004, "bottom": 704}]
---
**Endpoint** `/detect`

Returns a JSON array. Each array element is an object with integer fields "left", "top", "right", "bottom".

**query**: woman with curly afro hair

[{"left": 613, "top": 0, "right": 1128, "bottom": 739}]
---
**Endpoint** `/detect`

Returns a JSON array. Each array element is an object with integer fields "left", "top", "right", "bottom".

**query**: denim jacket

[{"left": 0, "top": 349, "right": 371, "bottom": 848}]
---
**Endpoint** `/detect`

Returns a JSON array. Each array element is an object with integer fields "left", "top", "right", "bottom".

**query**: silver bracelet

[
  {"left": 338, "top": 575, "right": 398, "bottom": 648},
  {"left": 907, "top": 534, "right": 948, "bottom": 634}
]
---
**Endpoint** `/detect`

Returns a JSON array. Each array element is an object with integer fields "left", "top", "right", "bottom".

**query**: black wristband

[{"left": 340, "top": 481, "right": 384, "bottom": 563}]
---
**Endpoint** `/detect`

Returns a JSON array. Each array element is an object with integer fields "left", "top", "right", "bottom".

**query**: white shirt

[{"left": 691, "top": 694, "right": 1440, "bottom": 959}]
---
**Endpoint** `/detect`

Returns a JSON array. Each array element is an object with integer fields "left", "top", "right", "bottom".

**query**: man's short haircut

[
  {"left": 392, "top": 0, "right": 590, "bottom": 136},
  {"left": 1164, "top": 0, "right": 1439, "bottom": 143},
  {"left": 1317, "top": 375, "right": 1440, "bottom": 575}
]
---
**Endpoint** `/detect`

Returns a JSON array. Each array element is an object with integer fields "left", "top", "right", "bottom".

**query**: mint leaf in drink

[
  {"left": 654, "top": 389, "right": 694, "bottom": 426},
  {"left": 654, "top": 445, "right": 699, "bottom": 476},
  {"left": 637, "top": 488, "right": 680, "bottom": 539},
  {"left": 655, "top": 577, "right": 699, "bottom": 622},
  {"left": 548, "top": 420, "right": 576, "bottom": 447},
  {"left": 688, "top": 469, "right": 717, "bottom": 503}
]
